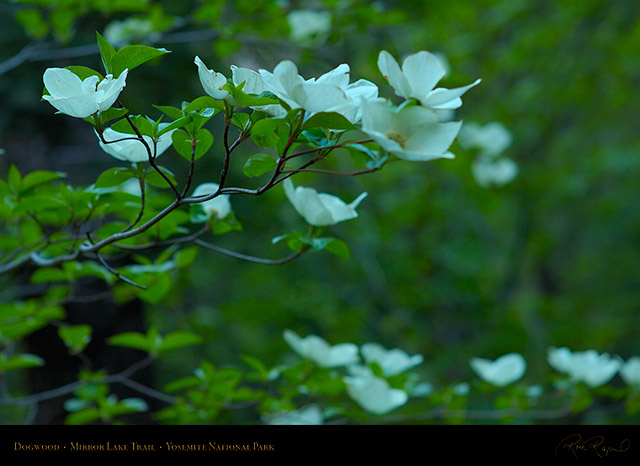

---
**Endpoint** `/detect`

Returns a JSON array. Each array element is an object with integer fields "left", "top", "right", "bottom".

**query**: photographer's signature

[{"left": 555, "top": 434, "right": 630, "bottom": 458}]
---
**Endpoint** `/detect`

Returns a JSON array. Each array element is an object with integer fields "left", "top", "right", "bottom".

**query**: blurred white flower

[
  {"left": 265, "top": 405, "right": 324, "bottom": 425},
  {"left": 287, "top": 9, "right": 332, "bottom": 45},
  {"left": 410, "top": 382, "right": 434, "bottom": 397},
  {"left": 458, "top": 122, "right": 512, "bottom": 158},
  {"left": 43, "top": 68, "right": 128, "bottom": 118},
  {"left": 283, "top": 178, "right": 367, "bottom": 227},
  {"left": 361, "top": 98, "right": 461, "bottom": 162},
  {"left": 470, "top": 353, "right": 526, "bottom": 387},
  {"left": 472, "top": 156, "right": 518, "bottom": 188},
  {"left": 526, "top": 384, "right": 544, "bottom": 398},
  {"left": 344, "top": 372, "right": 408, "bottom": 415},
  {"left": 361, "top": 343, "right": 424, "bottom": 376},
  {"left": 452, "top": 382, "right": 470, "bottom": 396},
  {"left": 97, "top": 124, "right": 175, "bottom": 162},
  {"left": 620, "top": 356, "right": 640, "bottom": 386},
  {"left": 547, "top": 347, "right": 622, "bottom": 388},
  {"left": 377, "top": 50, "right": 480, "bottom": 110},
  {"left": 191, "top": 182, "right": 232, "bottom": 222},
  {"left": 103, "top": 17, "right": 157, "bottom": 47},
  {"left": 283, "top": 329, "right": 359, "bottom": 368}
]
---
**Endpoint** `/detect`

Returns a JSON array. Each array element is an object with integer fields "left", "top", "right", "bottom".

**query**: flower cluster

[
  {"left": 547, "top": 347, "right": 623, "bottom": 388},
  {"left": 283, "top": 329, "right": 423, "bottom": 415},
  {"left": 360, "top": 50, "right": 480, "bottom": 162},
  {"left": 42, "top": 46, "right": 480, "bottom": 229}
]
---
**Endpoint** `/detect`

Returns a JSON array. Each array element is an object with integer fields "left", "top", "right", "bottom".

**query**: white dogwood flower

[
  {"left": 97, "top": 124, "right": 175, "bottom": 162},
  {"left": 265, "top": 405, "right": 324, "bottom": 425},
  {"left": 194, "top": 57, "right": 285, "bottom": 115},
  {"left": 287, "top": 9, "right": 332, "bottom": 45},
  {"left": 472, "top": 156, "right": 518, "bottom": 188},
  {"left": 620, "top": 357, "right": 640, "bottom": 386},
  {"left": 344, "top": 372, "right": 408, "bottom": 415},
  {"left": 283, "top": 178, "right": 367, "bottom": 227},
  {"left": 43, "top": 68, "right": 128, "bottom": 118},
  {"left": 547, "top": 347, "right": 622, "bottom": 388},
  {"left": 470, "top": 353, "right": 526, "bottom": 387},
  {"left": 361, "top": 98, "right": 461, "bottom": 161},
  {"left": 361, "top": 343, "right": 424, "bottom": 376},
  {"left": 259, "top": 61, "right": 351, "bottom": 115},
  {"left": 377, "top": 50, "right": 480, "bottom": 110},
  {"left": 283, "top": 329, "right": 359, "bottom": 368},
  {"left": 458, "top": 122, "right": 512, "bottom": 157},
  {"left": 191, "top": 182, "right": 232, "bottom": 222}
]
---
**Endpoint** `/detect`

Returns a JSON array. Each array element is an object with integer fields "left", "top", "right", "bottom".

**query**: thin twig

[
  {"left": 121, "top": 178, "right": 146, "bottom": 233},
  {"left": 194, "top": 239, "right": 306, "bottom": 265},
  {"left": 86, "top": 233, "right": 147, "bottom": 289}
]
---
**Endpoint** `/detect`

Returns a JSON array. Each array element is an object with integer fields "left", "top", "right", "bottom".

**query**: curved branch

[{"left": 193, "top": 239, "right": 306, "bottom": 265}]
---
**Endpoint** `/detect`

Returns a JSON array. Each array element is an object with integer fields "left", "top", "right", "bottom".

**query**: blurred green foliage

[{"left": 0, "top": 0, "right": 639, "bottom": 424}]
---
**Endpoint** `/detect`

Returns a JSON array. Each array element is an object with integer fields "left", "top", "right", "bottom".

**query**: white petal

[
  {"left": 422, "top": 78, "right": 481, "bottom": 108},
  {"left": 194, "top": 56, "right": 228, "bottom": 100},
  {"left": 97, "top": 69, "right": 128, "bottom": 110},
  {"left": 315, "top": 63, "right": 350, "bottom": 88},
  {"left": 405, "top": 120, "right": 462, "bottom": 157},
  {"left": 377, "top": 51, "right": 412, "bottom": 99},
  {"left": 401, "top": 51, "right": 446, "bottom": 100},
  {"left": 44, "top": 95, "right": 99, "bottom": 118},
  {"left": 230, "top": 65, "right": 264, "bottom": 95},
  {"left": 291, "top": 82, "right": 349, "bottom": 114},
  {"left": 43, "top": 68, "right": 84, "bottom": 98}
]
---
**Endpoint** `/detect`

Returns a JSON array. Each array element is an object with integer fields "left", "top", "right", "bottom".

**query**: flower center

[{"left": 385, "top": 131, "right": 407, "bottom": 149}]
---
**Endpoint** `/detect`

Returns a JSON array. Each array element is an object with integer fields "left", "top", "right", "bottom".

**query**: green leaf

[
  {"left": 272, "top": 231, "right": 305, "bottom": 252},
  {"left": 226, "top": 86, "right": 280, "bottom": 108},
  {"left": 65, "top": 408, "right": 101, "bottom": 425},
  {"left": 58, "top": 325, "right": 92, "bottom": 354},
  {"left": 94, "top": 167, "right": 137, "bottom": 189},
  {"left": 143, "top": 166, "right": 177, "bottom": 188},
  {"left": 96, "top": 31, "right": 117, "bottom": 74},
  {"left": 175, "top": 246, "right": 198, "bottom": 268},
  {"left": 0, "top": 353, "right": 45, "bottom": 372},
  {"left": 182, "top": 96, "right": 225, "bottom": 114},
  {"left": 302, "top": 129, "right": 334, "bottom": 148},
  {"left": 251, "top": 118, "right": 286, "bottom": 148},
  {"left": 98, "top": 107, "right": 129, "bottom": 126},
  {"left": 134, "top": 115, "right": 154, "bottom": 137},
  {"left": 303, "top": 112, "right": 355, "bottom": 131},
  {"left": 107, "top": 331, "right": 155, "bottom": 353},
  {"left": 65, "top": 66, "right": 104, "bottom": 81},
  {"left": 111, "top": 45, "right": 170, "bottom": 77},
  {"left": 324, "top": 238, "right": 350, "bottom": 259},
  {"left": 156, "top": 331, "right": 203, "bottom": 354},
  {"left": 8, "top": 164, "right": 21, "bottom": 192},
  {"left": 242, "top": 153, "right": 277, "bottom": 177},
  {"left": 30, "top": 267, "right": 69, "bottom": 284},
  {"left": 171, "top": 128, "right": 213, "bottom": 161},
  {"left": 21, "top": 170, "right": 65, "bottom": 192},
  {"left": 13, "top": 195, "right": 67, "bottom": 215},
  {"left": 15, "top": 9, "right": 49, "bottom": 39},
  {"left": 157, "top": 116, "right": 192, "bottom": 137},
  {"left": 153, "top": 105, "right": 183, "bottom": 120}
]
